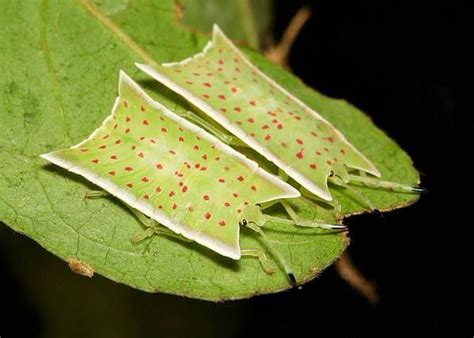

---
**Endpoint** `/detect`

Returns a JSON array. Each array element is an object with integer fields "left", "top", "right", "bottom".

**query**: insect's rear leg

[
  {"left": 241, "top": 249, "right": 275, "bottom": 275},
  {"left": 345, "top": 173, "right": 426, "bottom": 194},
  {"left": 84, "top": 190, "right": 190, "bottom": 243},
  {"left": 243, "top": 221, "right": 297, "bottom": 286},
  {"left": 177, "top": 110, "right": 246, "bottom": 147}
]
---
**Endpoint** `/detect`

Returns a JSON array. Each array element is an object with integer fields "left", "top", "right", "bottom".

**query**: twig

[
  {"left": 335, "top": 252, "right": 379, "bottom": 304},
  {"left": 265, "top": 6, "right": 312, "bottom": 67}
]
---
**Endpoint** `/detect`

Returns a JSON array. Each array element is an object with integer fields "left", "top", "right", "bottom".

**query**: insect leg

[
  {"left": 329, "top": 175, "right": 377, "bottom": 211},
  {"left": 84, "top": 190, "right": 109, "bottom": 198},
  {"left": 346, "top": 174, "right": 426, "bottom": 194},
  {"left": 177, "top": 110, "right": 245, "bottom": 146},
  {"left": 241, "top": 249, "right": 275, "bottom": 275},
  {"left": 244, "top": 221, "right": 297, "bottom": 286},
  {"left": 127, "top": 206, "right": 191, "bottom": 243},
  {"left": 264, "top": 201, "right": 346, "bottom": 230}
]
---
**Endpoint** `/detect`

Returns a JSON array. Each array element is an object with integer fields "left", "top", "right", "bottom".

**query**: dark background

[{"left": 0, "top": 0, "right": 466, "bottom": 337}]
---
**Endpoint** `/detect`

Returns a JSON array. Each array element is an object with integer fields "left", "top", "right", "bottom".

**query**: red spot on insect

[
  {"left": 108, "top": 171, "right": 116, "bottom": 176},
  {"left": 125, "top": 128, "right": 130, "bottom": 134},
  {"left": 295, "top": 116, "right": 302, "bottom": 121},
  {"left": 340, "top": 148, "right": 346, "bottom": 155},
  {"left": 172, "top": 203, "right": 177, "bottom": 210},
  {"left": 272, "top": 119, "right": 279, "bottom": 124},
  {"left": 114, "top": 139, "right": 121, "bottom": 144},
  {"left": 224, "top": 202, "right": 231, "bottom": 207},
  {"left": 203, "top": 82, "right": 212, "bottom": 87},
  {"left": 215, "top": 156, "right": 221, "bottom": 161},
  {"left": 193, "top": 145, "right": 200, "bottom": 150},
  {"left": 265, "top": 134, "right": 272, "bottom": 141},
  {"left": 220, "top": 108, "right": 227, "bottom": 112},
  {"left": 138, "top": 152, "right": 144, "bottom": 158},
  {"left": 202, "top": 154, "right": 208, "bottom": 160},
  {"left": 127, "top": 183, "right": 133, "bottom": 188},
  {"left": 179, "top": 136, "right": 185, "bottom": 142},
  {"left": 182, "top": 185, "right": 188, "bottom": 193},
  {"left": 327, "top": 160, "right": 332, "bottom": 165},
  {"left": 231, "top": 87, "right": 238, "bottom": 93},
  {"left": 262, "top": 124, "right": 270, "bottom": 129},
  {"left": 169, "top": 150, "right": 176, "bottom": 155},
  {"left": 169, "top": 191, "right": 175, "bottom": 197},
  {"left": 296, "top": 150, "right": 304, "bottom": 159},
  {"left": 218, "top": 59, "right": 224, "bottom": 65},
  {"left": 80, "top": 148, "right": 88, "bottom": 152},
  {"left": 91, "top": 159, "right": 99, "bottom": 164},
  {"left": 207, "top": 72, "right": 213, "bottom": 76},
  {"left": 251, "top": 185, "right": 257, "bottom": 191},
  {"left": 149, "top": 139, "right": 156, "bottom": 144},
  {"left": 126, "top": 116, "right": 131, "bottom": 122},
  {"left": 156, "top": 186, "right": 162, "bottom": 193},
  {"left": 99, "top": 144, "right": 106, "bottom": 149},
  {"left": 139, "top": 136, "right": 145, "bottom": 141},
  {"left": 203, "top": 195, "right": 209, "bottom": 201},
  {"left": 131, "top": 145, "right": 136, "bottom": 150},
  {"left": 310, "top": 163, "right": 317, "bottom": 170},
  {"left": 249, "top": 100, "right": 256, "bottom": 106},
  {"left": 237, "top": 175, "right": 244, "bottom": 182},
  {"left": 194, "top": 163, "right": 201, "bottom": 169},
  {"left": 248, "top": 118, "right": 255, "bottom": 123},
  {"left": 244, "top": 201, "right": 249, "bottom": 205},
  {"left": 143, "top": 120, "right": 149, "bottom": 126},
  {"left": 296, "top": 138, "right": 304, "bottom": 145},
  {"left": 316, "top": 151, "right": 322, "bottom": 155},
  {"left": 233, "top": 192, "right": 239, "bottom": 198},
  {"left": 203, "top": 94, "right": 210, "bottom": 99},
  {"left": 161, "top": 127, "right": 167, "bottom": 133},
  {"left": 237, "top": 209, "right": 242, "bottom": 213},
  {"left": 140, "top": 105, "right": 146, "bottom": 112},
  {"left": 200, "top": 166, "right": 207, "bottom": 171},
  {"left": 110, "top": 155, "right": 117, "bottom": 160},
  {"left": 218, "top": 94, "right": 226, "bottom": 100},
  {"left": 267, "top": 111, "right": 276, "bottom": 117},
  {"left": 143, "top": 194, "right": 149, "bottom": 199},
  {"left": 124, "top": 166, "right": 133, "bottom": 172},
  {"left": 277, "top": 124, "right": 283, "bottom": 129},
  {"left": 326, "top": 137, "right": 334, "bottom": 143},
  {"left": 158, "top": 205, "right": 163, "bottom": 209},
  {"left": 205, "top": 212, "right": 211, "bottom": 220},
  {"left": 218, "top": 178, "right": 225, "bottom": 183},
  {"left": 219, "top": 220, "right": 226, "bottom": 226},
  {"left": 178, "top": 181, "right": 184, "bottom": 187},
  {"left": 234, "top": 107, "right": 241, "bottom": 112},
  {"left": 141, "top": 177, "right": 149, "bottom": 183}
]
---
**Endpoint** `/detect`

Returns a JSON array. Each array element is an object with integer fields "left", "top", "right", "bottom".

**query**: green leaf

[{"left": 0, "top": 0, "right": 418, "bottom": 301}]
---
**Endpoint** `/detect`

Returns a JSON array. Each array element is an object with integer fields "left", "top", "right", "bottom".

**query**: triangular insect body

[
  {"left": 41, "top": 71, "right": 299, "bottom": 259},
  {"left": 137, "top": 25, "right": 381, "bottom": 201}
]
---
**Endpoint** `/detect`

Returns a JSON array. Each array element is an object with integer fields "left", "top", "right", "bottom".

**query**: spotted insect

[
  {"left": 41, "top": 71, "right": 343, "bottom": 282},
  {"left": 137, "top": 25, "right": 423, "bottom": 202}
]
